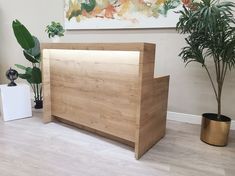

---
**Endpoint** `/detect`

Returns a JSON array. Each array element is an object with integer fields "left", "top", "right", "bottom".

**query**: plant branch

[
  {"left": 222, "top": 64, "right": 228, "bottom": 85},
  {"left": 30, "top": 83, "right": 36, "bottom": 97},
  {"left": 40, "top": 85, "right": 42, "bottom": 100},
  {"left": 213, "top": 54, "right": 219, "bottom": 77},
  {"left": 204, "top": 65, "right": 218, "bottom": 100},
  {"left": 217, "top": 59, "right": 221, "bottom": 82},
  {"left": 36, "top": 84, "right": 39, "bottom": 101},
  {"left": 31, "top": 84, "right": 37, "bottom": 101}
]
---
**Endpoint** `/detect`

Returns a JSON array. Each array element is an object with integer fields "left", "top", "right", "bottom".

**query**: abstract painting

[{"left": 64, "top": 0, "right": 184, "bottom": 29}]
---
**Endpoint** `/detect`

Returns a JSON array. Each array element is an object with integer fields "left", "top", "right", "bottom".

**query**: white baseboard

[{"left": 167, "top": 111, "right": 235, "bottom": 130}]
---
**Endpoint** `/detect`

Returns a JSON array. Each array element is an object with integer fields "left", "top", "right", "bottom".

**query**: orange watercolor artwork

[{"left": 64, "top": 0, "right": 200, "bottom": 29}]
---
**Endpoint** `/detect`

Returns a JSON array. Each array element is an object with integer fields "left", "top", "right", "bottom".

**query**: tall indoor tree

[{"left": 176, "top": 0, "right": 235, "bottom": 146}]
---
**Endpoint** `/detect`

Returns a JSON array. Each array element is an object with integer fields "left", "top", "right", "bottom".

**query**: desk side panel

[
  {"left": 135, "top": 43, "right": 169, "bottom": 159},
  {"left": 135, "top": 76, "right": 169, "bottom": 159},
  {"left": 42, "top": 50, "right": 52, "bottom": 123}
]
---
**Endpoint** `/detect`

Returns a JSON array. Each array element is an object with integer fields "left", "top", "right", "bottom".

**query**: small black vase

[{"left": 34, "top": 100, "right": 43, "bottom": 109}]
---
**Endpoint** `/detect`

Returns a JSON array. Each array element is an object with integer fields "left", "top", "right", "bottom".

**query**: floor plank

[{"left": 0, "top": 112, "right": 234, "bottom": 176}]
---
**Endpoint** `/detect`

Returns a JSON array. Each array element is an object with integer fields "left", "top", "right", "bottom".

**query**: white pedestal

[{"left": 0, "top": 84, "right": 32, "bottom": 121}]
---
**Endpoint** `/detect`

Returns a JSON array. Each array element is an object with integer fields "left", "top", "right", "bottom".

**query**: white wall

[{"left": 0, "top": 0, "right": 235, "bottom": 119}]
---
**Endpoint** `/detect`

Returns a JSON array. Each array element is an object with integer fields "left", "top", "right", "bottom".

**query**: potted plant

[
  {"left": 12, "top": 19, "right": 43, "bottom": 109},
  {"left": 176, "top": 0, "right": 235, "bottom": 146},
  {"left": 45, "top": 21, "right": 65, "bottom": 42}
]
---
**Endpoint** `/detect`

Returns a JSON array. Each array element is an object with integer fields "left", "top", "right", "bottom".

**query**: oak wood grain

[{"left": 41, "top": 43, "right": 169, "bottom": 159}]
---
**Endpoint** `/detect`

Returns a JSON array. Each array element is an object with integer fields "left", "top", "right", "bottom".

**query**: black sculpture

[{"left": 6, "top": 68, "right": 18, "bottom": 86}]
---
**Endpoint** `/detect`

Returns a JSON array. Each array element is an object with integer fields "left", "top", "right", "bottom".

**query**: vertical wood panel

[
  {"left": 42, "top": 49, "right": 52, "bottom": 123},
  {"left": 49, "top": 49, "right": 140, "bottom": 142},
  {"left": 135, "top": 43, "right": 169, "bottom": 159},
  {"left": 135, "top": 76, "right": 170, "bottom": 159}
]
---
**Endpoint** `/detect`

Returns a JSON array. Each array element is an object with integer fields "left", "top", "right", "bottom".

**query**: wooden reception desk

[{"left": 42, "top": 43, "right": 169, "bottom": 159}]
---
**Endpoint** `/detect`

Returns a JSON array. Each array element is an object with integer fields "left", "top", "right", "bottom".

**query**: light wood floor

[{"left": 0, "top": 112, "right": 234, "bottom": 176}]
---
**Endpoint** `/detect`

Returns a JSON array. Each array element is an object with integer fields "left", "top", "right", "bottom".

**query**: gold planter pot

[{"left": 200, "top": 113, "right": 231, "bottom": 146}]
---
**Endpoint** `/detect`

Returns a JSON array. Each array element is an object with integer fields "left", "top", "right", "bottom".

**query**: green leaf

[
  {"left": 68, "top": 10, "right": 82, "bottom": 21},
  {"left": 81, "top": 0, "right": 96, "bottom": 13},
  {"left": 22, "top": 67, "right": 41, "bottom": 84},
  {"left": 27, "top": 36, "right": 40, "bottom": 60},
  {"left": 12, "top": 19, "right": 35, "bottom": 50},
  {"left": 159, "top": 0, "right": 181, "bottom": 16},
  {"left": 15, "top": 64, "right": 26, "bottom": 70},
  {"left": 23, "top": 50, "right": 39, "bottom": 63},
  {"left": 25, "top": 67, "right": 33, "bottom": 83},
  {"left": 18, "top": 73, "right": 31, "bottom": 80},
  {"left": 31, "top": 67, "right": 42, "bottom": 84}
]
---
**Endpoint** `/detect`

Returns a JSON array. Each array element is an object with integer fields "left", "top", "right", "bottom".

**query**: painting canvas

[{"left": 64, "top": 0, "right": 185, "bottom": 29}]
